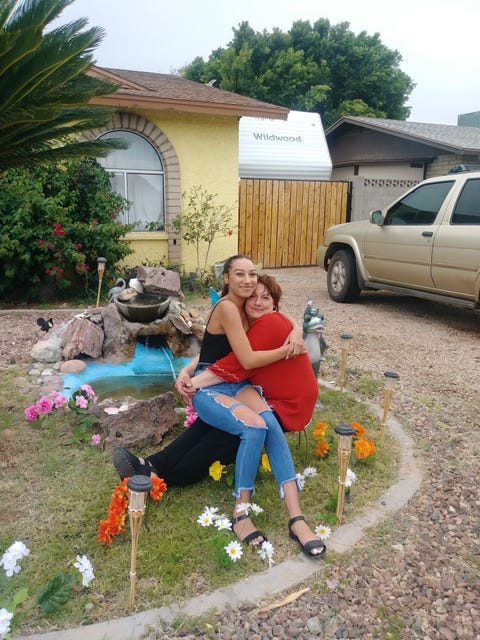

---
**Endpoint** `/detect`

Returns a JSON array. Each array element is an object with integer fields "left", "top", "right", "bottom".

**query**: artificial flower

[
  {"left": 249, "top": 503, "right": 264, "bottom": 515},
  {"left": 354, "top": 437, "right": 376, "bottom": 459},
  {"left": 35, "top": 396, "right": 54, "bottom": 414},
  {"left": 24, "top": 405, "right": 38, "bottom": 421},
  {"left": 197, "top": 511, "right": 214, "bottom": 527},
  {"left": 224, "top": 541, "right": 243, "bottom": 562},
  {"left": 351, "top": 421, "right": 366, "bottom": 438},
  {"left": 183, "top": 406, "right": 198, "bottom": 427},
  {"left": 75, "top": 395, "right": 88, "bottom": 410},
  {"left": 73, "top": 555, "right": 95, "bottom": 587},
  {"left": 234, "top": 502, "right": 250, "bottom": 516},
  {"left": 214, "top": 517, "right": 232, "bottom": 531},
  {"left": 315, "top": 524, "right": 332, "bottom": 540},
  {"left": 209, "top": 460, "right": 227, "bottom": 481},
  {"left": 345, "top": 468, "right": 357, "bottom": 487},
  {"left": 91, "top": 433, "right": 101, "bottom": 446},
  {"left": 312, "top": 421, "right": 328, "bottom": 439},
  {"left": 261, "top": 453, "right": 271, "bottom": 472},
  {"left": 0, "top": 541, "right": 30, "bottom": 577},
  {"left": 315, "top": 440, "right": 330, "bottom": 458},
  {"left": 0, "top": 608, "right": 14, "bottom": 638},
  {"left": 98, "top": 476, "right": 167, "bottom": 545},
  {"left": 302, "top": 466, "right": 318, "bottom": 478},
  {"left": 257, "top": 540, "right": 275, "bottom": 567}
]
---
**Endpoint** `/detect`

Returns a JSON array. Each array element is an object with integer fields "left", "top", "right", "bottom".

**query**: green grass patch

[{"left": 0, "top": 369, "right": 399, "bottom": 635}]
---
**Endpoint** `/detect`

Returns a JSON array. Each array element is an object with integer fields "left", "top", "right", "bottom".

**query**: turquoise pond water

[{"left": 61, "top": 341, "right": 191, "bottom": 401}]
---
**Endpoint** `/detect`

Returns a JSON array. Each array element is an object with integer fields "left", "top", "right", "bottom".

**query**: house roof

[
  {"left": 89, "top": 66, "right": 289, "bottom": 120},
  {"left": 326, "top": 116, "right": 480, "bottom": 154}
]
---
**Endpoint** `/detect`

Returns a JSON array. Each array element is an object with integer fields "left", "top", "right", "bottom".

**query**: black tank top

[{"left": 198, "top": 298, "right": 232, "bottom": 365}]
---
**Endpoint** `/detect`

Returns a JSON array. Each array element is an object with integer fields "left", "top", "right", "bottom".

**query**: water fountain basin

[{"left": 114, "top": 293, "right": 172, "bottom": 323}]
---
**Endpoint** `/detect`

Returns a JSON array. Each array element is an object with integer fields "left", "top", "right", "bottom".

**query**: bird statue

[
  {"left": 36, "top": 317, "right": 54, "bottom": 333},
  {"left": 302, "top": 301, "right": 327, "bottom": 377},
  {"left": 107, "top": 278, "right": 127, "bottom": 303}
]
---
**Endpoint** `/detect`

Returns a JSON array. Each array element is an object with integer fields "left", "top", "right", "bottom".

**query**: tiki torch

[
  {"left": 334, "top": 423, "right": 356, "bottom": 524},
  {"left": 380, "top": 371, "right": 400, "bottom": 446},
  {"left": 127, "top": 475, "right": 152, "bottom": 611},
  {"left": 339, "top": 333, "right": 353, "bottom": 392},
  {"left": 95, "top": 257, "right": 107, "bottom": 308}
]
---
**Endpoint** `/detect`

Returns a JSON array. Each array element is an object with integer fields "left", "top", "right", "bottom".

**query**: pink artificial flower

[
  {"left": 81, "top": 384, "right": 97, "bottom": 403},
  {"left": 50, "top": 392, "right": 68, "bottom": 409},
  {"left": 35, "top": 396, "right": 54, "bottom": 415},
  {"left": 75, "top": 395, "right": 88, "bottom": 409},
  {"left": 91, "top": 433, "right": 101, "bottom": 446},
  {"left": 183, "top": 406, "right": 198, "bottom": 427},
  {"left": 25, "top": 405, "right": 39, "bottom": 421}
]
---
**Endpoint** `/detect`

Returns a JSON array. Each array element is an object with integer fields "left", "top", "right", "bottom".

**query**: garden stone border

[{"left": 15, "top": 386, "right": 423, "bottom": 640}]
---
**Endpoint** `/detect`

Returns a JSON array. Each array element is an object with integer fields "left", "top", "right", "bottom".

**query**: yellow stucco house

[{"left": 86, "top": 67, "right": 288, "bottom": 273}]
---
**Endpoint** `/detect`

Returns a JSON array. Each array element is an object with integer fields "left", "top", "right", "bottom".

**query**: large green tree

[
  {"left": 182, "top": 19, "right": 415, "bottom": 127},
  {"left": 0, "top": 0, "right": 124, "bottom": 170}
]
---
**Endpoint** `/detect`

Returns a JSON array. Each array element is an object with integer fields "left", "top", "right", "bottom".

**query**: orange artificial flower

[
  {"left": 315, "top": 440, "right": 330, "bottom": 458},
  {"left": 351, "top": 422, "right": 366, "bottom": 438},
  {"left": 354, "top": 437, "right": 376, "bottom": 459},
  {"left": 313, "top": 421, "right": 328, "bottom": 440},
  {"left": 98, "top": 475, "right": 167, "bottom": 545}
]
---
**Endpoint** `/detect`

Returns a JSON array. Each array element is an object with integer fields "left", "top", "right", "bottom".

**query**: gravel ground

[{"left": 2, "top": 267, "right": 480, "bottom": 639}]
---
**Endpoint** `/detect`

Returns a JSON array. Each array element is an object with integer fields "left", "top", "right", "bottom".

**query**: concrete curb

[{"left": 14, "top": 395, "right": 423, "bottom": 640}]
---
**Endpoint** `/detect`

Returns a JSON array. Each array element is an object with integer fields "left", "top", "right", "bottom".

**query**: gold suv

[{"left": 317, "top": 170, "right": 480, "bottom": 309}]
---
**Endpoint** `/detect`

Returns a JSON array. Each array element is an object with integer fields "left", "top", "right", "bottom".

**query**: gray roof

[{"left": 326, "top": 116, "right": 480, "bottom": 154}]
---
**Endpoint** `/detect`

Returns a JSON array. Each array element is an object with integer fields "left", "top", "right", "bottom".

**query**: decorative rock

[
  {"left": 93, "top": 392, "right": 178, "bottom": 450},
  {"left": 31, "top": 336, "right": 63, "bottom": 363},
  {"left": 62, "top": 316, "right": 104, "bottom": 359},
  {"left": 136, "top": 265, "right": 183, "bottom": 299},
  {"left": 60, "top": 359, "right": 87, "bottom": 374}
]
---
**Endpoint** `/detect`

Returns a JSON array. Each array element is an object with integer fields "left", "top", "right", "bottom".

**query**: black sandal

[
  {"left": 113, "top": 447, "right": 156, "bottom": 480},
  {"left": 288, "top": 515, "right": 326, "bottom": 559},
  {"left": 232, "top": 514, "right": 267, "bottom": 546}
]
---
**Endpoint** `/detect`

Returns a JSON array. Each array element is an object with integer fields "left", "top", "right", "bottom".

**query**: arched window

[{"left": 98, "top": 130, "right": 165, "bottom": 231}]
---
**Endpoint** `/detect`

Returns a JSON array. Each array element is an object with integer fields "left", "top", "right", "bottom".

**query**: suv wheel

[{"left": 327, "top": 249, "right": 361, "bottom": 302}]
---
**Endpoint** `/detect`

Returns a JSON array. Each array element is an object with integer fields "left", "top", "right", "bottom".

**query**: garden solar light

[
  {"left": 381, "top": 371, "right": 400, "bottom": 446},
  {"left": 334, "top": 423, "right": 356, "bottom": 524},
  {"left": 339, "top": 333, "right": 353, "bottom": 392},
  {"left": 95, "top": 257, "right": 107, "bottom": 308},
  {"left": 127, "top": 474, "right": 152, "bottom": 611}
]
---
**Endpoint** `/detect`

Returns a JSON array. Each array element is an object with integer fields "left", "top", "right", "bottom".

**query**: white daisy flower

[
  {"left": 0, "top": 608, "right": 14, "bottom": 637},
  {"left": 203, "top": 506, "right": 219, "bottom": 518},
  {"left": 214, "top": 517, "right": 232, "bottom": 531},
  {"left": 302, "top": 466, "right": 318, "bottom": 478},
  {"left": 258, "top": 540, "right": 275, "bottom": 567},
  {"left": 315, "top": 524, "right": 332, "bottom": 540},
  {"left": 234, "top": 502, "right": 251, "bottom": 515},
  {"left": 345, "top": 468, "right": 357, "bottom": 487},
  {"left": 250, "top": 503, "right": 264, "bottom": 515},
  {"left": 197, "top": 512, "right": 214, "bottom": 527},
  {"left": 224, "top": 540, "right": 243, "bottom": 562}
]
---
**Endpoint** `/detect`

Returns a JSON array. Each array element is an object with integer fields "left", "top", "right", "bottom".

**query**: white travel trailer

[{"left": 239, "top": 110, "right": 332, "bottom": 181}]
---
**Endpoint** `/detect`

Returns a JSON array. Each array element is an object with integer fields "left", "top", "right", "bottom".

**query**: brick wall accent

[{"left": 84, "top": 113, "right": 182, "bottom": 264}]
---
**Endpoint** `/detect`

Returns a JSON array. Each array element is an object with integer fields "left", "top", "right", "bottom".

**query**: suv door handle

[{"left": 422, "top": 231, "right": 433, "bottom": 237}]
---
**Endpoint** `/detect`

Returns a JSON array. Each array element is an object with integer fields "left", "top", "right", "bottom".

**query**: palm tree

[{"left": 0, "top": 0, "right": 125, "bottom": 170}]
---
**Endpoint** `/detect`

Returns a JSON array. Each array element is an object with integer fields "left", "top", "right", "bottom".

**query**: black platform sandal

[
  {"left": 113, "top": 447, "right": 156, "bottom": 480},
  {"left": 288, "top": 515, "right": 326, "bottom": 559},
  {"left": 232, "top": 513, "right": 267, "bottom": 546}
]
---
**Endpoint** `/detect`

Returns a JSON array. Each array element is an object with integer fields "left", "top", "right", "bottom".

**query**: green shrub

[{"left": 0, "top": 159, "right": 134, "bottom": 302}]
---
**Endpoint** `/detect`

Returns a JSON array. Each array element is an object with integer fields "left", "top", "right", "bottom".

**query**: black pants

[{"left": 145, "top": 418, "right": 240, "bottom": 486}]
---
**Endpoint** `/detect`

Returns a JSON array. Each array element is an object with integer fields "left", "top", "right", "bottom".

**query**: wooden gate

[{"left": 238, "top": 179, "right": 349, "bottom": 268}]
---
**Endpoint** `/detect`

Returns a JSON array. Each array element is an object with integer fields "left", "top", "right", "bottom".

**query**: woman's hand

[
  {"left": 283, "top": 326, "right": 306, "bottom": 358},
  {"left": 175, "top": 368, "right": 196, "bottom": 405}
]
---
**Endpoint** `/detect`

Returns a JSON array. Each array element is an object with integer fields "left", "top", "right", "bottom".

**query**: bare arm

[
  {"left": 279, "top": 311, "right": 306, "bottom": 357},
  {"left": 217, "top": 300, "right": 289, "bottom": 369}
]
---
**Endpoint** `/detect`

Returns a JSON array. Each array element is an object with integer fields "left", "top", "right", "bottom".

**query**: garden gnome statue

[{"left": 303, "top": 300, "right": 327, "bottom": 377}]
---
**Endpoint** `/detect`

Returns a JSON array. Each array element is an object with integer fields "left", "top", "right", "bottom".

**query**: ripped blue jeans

[{"left": 192, "top": 381, "right": 297, "bottom": 498}]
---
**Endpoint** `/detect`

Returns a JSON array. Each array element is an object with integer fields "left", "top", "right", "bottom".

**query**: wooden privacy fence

[{"left": 238, "top": 179, "right": 350, "bottom": 268}]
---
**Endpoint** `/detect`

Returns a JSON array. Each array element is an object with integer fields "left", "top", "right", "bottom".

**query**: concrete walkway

[{"left": 14, "top": 395, "right": 423, "bottom": 640}]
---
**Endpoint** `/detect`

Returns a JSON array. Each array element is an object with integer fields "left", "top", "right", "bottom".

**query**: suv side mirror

[{"left": 370, "top": 210, "right": 383, "bottom": 225}]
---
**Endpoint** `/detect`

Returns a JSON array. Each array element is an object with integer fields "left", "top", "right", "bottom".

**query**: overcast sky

[{"left": 59, "top": 0, "right": 480, "bottom": 126}]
